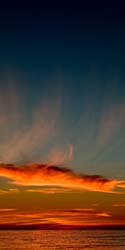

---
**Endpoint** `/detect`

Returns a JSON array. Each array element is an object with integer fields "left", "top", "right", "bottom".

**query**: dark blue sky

[
  {"left": 0, "top": 1, "right": 125, "bottom": 178},
  {"left": 0, "top": 2, "right": 124, "bottom": 100},
  {"left": 0, "top": 1, "right": 125, "bottom": 79}
]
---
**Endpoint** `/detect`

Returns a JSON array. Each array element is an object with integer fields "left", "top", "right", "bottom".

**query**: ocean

[{"left": 0, "top": 230, "right": 125, "bottom": 250}]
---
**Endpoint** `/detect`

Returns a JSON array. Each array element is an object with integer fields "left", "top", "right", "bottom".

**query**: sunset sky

[{"left": 0, "top": 1, "right": 125, "bottom": 229}]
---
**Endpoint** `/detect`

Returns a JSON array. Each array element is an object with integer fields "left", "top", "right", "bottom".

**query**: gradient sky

[{"left": 0, "top": 1, "right": 125, "bottom": 228}]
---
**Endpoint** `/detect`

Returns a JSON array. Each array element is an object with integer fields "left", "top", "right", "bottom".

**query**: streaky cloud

[
  {"left": 0, "top": 208, "right": 17, "bottom": 212},
  {"left": 0, "top": 188, "right": 19, "bottom": 195}
]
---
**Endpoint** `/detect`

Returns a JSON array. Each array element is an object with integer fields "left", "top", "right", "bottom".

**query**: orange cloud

[
  {"left": 0, "top": 188, "right": 19, "bottom": 195},
  {"left": 0, "top": 208, "right": 16, "bottom": 212},
  {"left": 53, "top": 209, "right": 111, "bottom": 218},
  {"left": 0, "top": 190, "right": 9, "bottom": 194},
  {"left": 113, "top": 203, "right": 125, "bottom": 207},
  {"left": 116, "top": 182, "right": 125, "bottom": 188},
  {"left": 0, "top": 163, "right": 125, "bottom": 193},
  {"left": 0, "top": 208, "right": 111, "bottom": 226},
  {"left": 1, "top": 207, "right": 125, "bottom": 229},
  {"left": 96, "top": 212, "right": 110, "bottom": 217},
  {"left": 26, "top": 187, "right": 78, "bottom": 194}
]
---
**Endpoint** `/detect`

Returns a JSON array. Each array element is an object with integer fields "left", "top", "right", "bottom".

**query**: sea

[{"left": 0, "top": 230, "right": 125, "bottom": 250}]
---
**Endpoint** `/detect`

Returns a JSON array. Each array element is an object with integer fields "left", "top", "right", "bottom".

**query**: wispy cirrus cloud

[
  {"left": 47, "top": 144, "right": 73, "bottom": 165},
  {"left": 97, "top": 101, "right": 125, "bottom": 147},
  {"left": 0, "top": 99, "right": 60, "bottom": 163},
  {"left": 0, "top": 163, "right": 125, "bottom": 193},
  {"left": 0, "top": 80, "right": 125, "bottom": 174},
  {"left": 0, "top": 85, "right": 74, "bottom": 166}
]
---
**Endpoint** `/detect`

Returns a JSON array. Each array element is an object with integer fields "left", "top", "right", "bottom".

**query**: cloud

[
  {"left": 0, "top": 190, "right": 9, "bottom": 194},
  {"left": 96, "top": 212, "right": 110, "bottom": 217},
  {"left": 0, "top": 87, "right": 73, "bottom": 166},
  {"left": 116, "top": 183, "right": 125, "bottom": 188},
  {"left": 0, "top": 187, "right": 80, "bottom": 195},
  {"left": 0, "top": 163, "right": 125, "bottom": 193},
  {"left": 0, "top": 207, "right": 111, "bottom": 227},
  {"left": 47, "top": 144, "right": 73, "bottom": 165},
  {"left": 68, "top": 144, "right": 73, "bottom": 160},
  {"left": 113, "top": 203, "right": 125, "bottom": 207},
  {"left": 55, "top": 209, "right": 111, "bottom": 218},
  {"left": 97, "top": 101, "right": 124, "bottom": 146},
  {"left": 0, "top": 208, "right": 16, "bottom": 212},
  {"left": 0, "top": 99, "right": 60, "bottom": 164},
  {"left": 0, "top": 188, "right": 19, "bottom": 195},
  {"left": 26, "top": 187, "right": 78, "bottom": 194},
  {"left": 0, "top": 84, "right": 67, "bottom": 164}
]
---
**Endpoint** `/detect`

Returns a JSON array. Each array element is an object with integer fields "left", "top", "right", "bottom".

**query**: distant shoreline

[{"left": 0, "top": 224, "right": 125, "bottom": 230}]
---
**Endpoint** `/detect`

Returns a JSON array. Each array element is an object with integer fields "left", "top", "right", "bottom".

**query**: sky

[{"left": 0, "top": 1, "right": 125, "bottom": 229}]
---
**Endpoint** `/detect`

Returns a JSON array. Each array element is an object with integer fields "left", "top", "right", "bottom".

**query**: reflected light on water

[{"left": 0, "top": 230, "right": 125, "bottom": 250}]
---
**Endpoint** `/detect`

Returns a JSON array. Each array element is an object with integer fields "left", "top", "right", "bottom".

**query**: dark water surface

[{"left": 0, "top": 230, "right": 125, "bottom": 250}]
